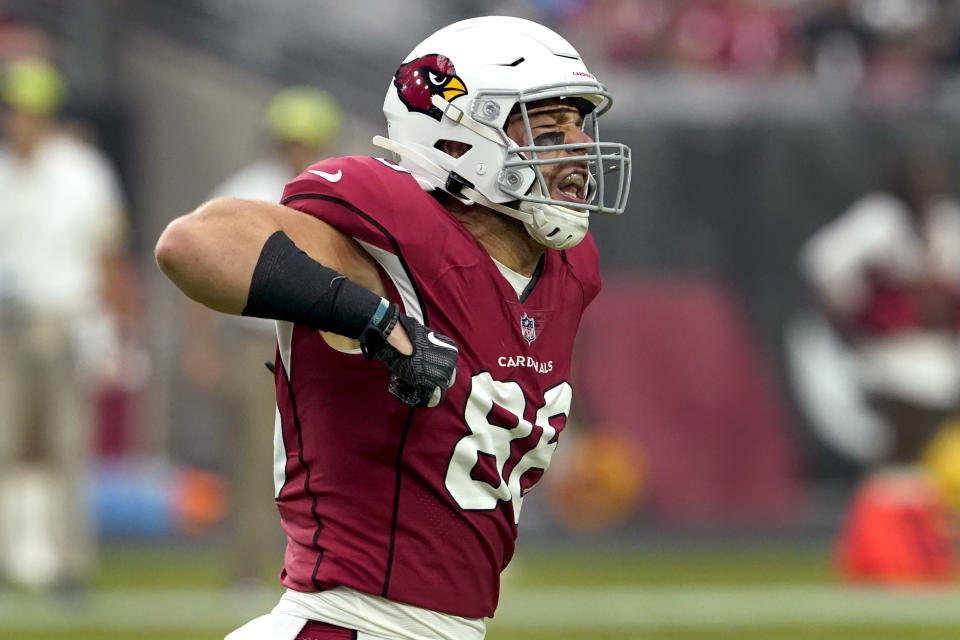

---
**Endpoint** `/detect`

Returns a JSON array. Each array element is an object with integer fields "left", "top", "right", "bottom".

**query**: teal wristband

[{"left": 367, "top": 298, "right": 389, "bottom": 328}]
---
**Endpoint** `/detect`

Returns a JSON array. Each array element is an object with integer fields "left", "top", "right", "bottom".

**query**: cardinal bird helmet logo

[{"left": 393, "top": 54, "right": 467, "bottom": 121}]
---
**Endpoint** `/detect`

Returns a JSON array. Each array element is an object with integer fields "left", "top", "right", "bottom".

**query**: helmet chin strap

[{"left": 372, "top": 135, "right": 588, "bottom": 250}]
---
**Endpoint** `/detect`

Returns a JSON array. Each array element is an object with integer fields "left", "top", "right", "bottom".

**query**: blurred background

[{"left": 3, "top": 0, "right": 960, "bottom": 638}]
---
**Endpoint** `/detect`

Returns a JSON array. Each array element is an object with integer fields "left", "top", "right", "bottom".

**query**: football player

[{"left": 155, "top": 16, "right": 631, "bottom": 640}]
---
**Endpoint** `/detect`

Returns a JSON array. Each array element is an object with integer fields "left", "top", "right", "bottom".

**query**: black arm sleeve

[{"left": 241, "top": 230, "right": 385, "bottom": 339}]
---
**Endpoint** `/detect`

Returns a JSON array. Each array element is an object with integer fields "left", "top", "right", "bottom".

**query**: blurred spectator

[
  {"left": 562, "top": 0, "right": 960, "bottom": 102},
  {"left": 799, "top": 139, "right": 960, "bottom": 463},
  {"left": 797, "top": 139, "right": 960, "bottom": 581},
  {"left": 796, "top": 0, "right": 960, "bottom": 104},
  {"left": 566, "top": 0, "right": 674, "bottom": 69},
  {"left": 0, "top": 57, "right": 134, "bottom": 591},
  {"left": 795, "top": 0, "right": 875, "bottom": 97},
  {"left": 181, "top": 86, "right": 342, "bottom": 586},
  {"left": 668, "top": 0, "right": 797, "bottom": 76},
  {"left": 567, "top": 0, "right": 798, "bottom": 75}
]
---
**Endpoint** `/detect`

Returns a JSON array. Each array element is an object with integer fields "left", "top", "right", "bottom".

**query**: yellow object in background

[
  {"left": 265, "top": 86, "right": 342, "bottom": 147},
  {"left": 549, "top": 432, "right": 646, "bottom": 532},
  {"left": 1, "top": 57, "right": 65, "bottom": 115},
  {"left": 922, "top": 418, "right": 960, "bottom": 508}
]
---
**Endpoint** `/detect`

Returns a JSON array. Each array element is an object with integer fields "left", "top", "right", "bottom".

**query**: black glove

[{"left": 360, "top": 304, "right": 458, "bottom": 408}]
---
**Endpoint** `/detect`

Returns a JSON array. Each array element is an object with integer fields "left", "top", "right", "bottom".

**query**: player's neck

[{"left": 444, "top": 197, "right": 544, "bottom": 277}]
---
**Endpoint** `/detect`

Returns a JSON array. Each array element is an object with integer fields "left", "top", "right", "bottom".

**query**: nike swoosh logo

[
  {"left": 308, "top": 169, "right": 342, "bottom": 182},
  {"left": 427, "top": 332, "right": 457, "bottom": 351}
]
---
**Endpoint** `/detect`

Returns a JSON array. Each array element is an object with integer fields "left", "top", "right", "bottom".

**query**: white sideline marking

[
  {"left": 1, "top": 586, "right": 960, "bottom": 630},
  {"left": 0, "top": 587, "right": 281, "bottom": 630},
  {"left": 493, "top": 586, "right": 960, "bottom": 629}
]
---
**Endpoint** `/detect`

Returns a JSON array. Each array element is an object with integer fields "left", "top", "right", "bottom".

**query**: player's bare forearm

[
  {"left": 155, "top": 199, "right": 260, "bottom": 313},
  {"left": 155, "top": 197, "right": 385, "bottom": 314}
]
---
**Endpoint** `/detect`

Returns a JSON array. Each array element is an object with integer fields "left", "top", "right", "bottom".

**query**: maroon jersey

[{"left": 272, "top": 155, "right": 600, "bottom": 618}]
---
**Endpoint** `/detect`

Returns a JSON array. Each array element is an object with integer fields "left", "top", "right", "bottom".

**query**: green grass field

[{"left": 1, "top": 542, "right": 959, "bottom": 639}]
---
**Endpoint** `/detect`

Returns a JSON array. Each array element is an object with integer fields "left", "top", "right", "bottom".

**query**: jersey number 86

[{"left": 444, "top": 372, "right": 572, "bottom": 524}]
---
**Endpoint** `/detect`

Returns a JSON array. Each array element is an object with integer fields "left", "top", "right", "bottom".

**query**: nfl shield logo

[{"left": 520, "top": 313, "right": 536, "bottom": 344}]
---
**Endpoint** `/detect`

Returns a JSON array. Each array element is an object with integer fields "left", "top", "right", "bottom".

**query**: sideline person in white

[
  {"left": 0, "top": 57, "right": 131, "bottom": 590},
  {"left": 798, "top": 140, "right": 960, "bottom": 464}
]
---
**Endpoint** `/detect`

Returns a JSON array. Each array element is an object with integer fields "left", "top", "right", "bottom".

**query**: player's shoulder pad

[
  {"left": 280, "top": 155, "right": 445, "bottom": 253},
  {"left": 281, "top": 155, "right": 419, "bottom": 208}
]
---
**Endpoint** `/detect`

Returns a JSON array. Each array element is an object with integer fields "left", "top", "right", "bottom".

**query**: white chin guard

[{"left": 518, "top": 199, "right": 589, "bottom": 250}]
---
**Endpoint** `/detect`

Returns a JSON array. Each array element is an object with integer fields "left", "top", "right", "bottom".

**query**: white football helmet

[{"left": 373, "top": 16, "right": 631, "bottom": 250}]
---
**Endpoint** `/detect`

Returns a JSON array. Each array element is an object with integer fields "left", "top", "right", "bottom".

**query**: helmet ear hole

[{"left": 435, "top": 139, "right": 473, "bottom": 159}]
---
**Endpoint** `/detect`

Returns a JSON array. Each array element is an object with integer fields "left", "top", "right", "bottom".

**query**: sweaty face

[{"left": 504, "top": 100, "right": 593, "bottom": 207}]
